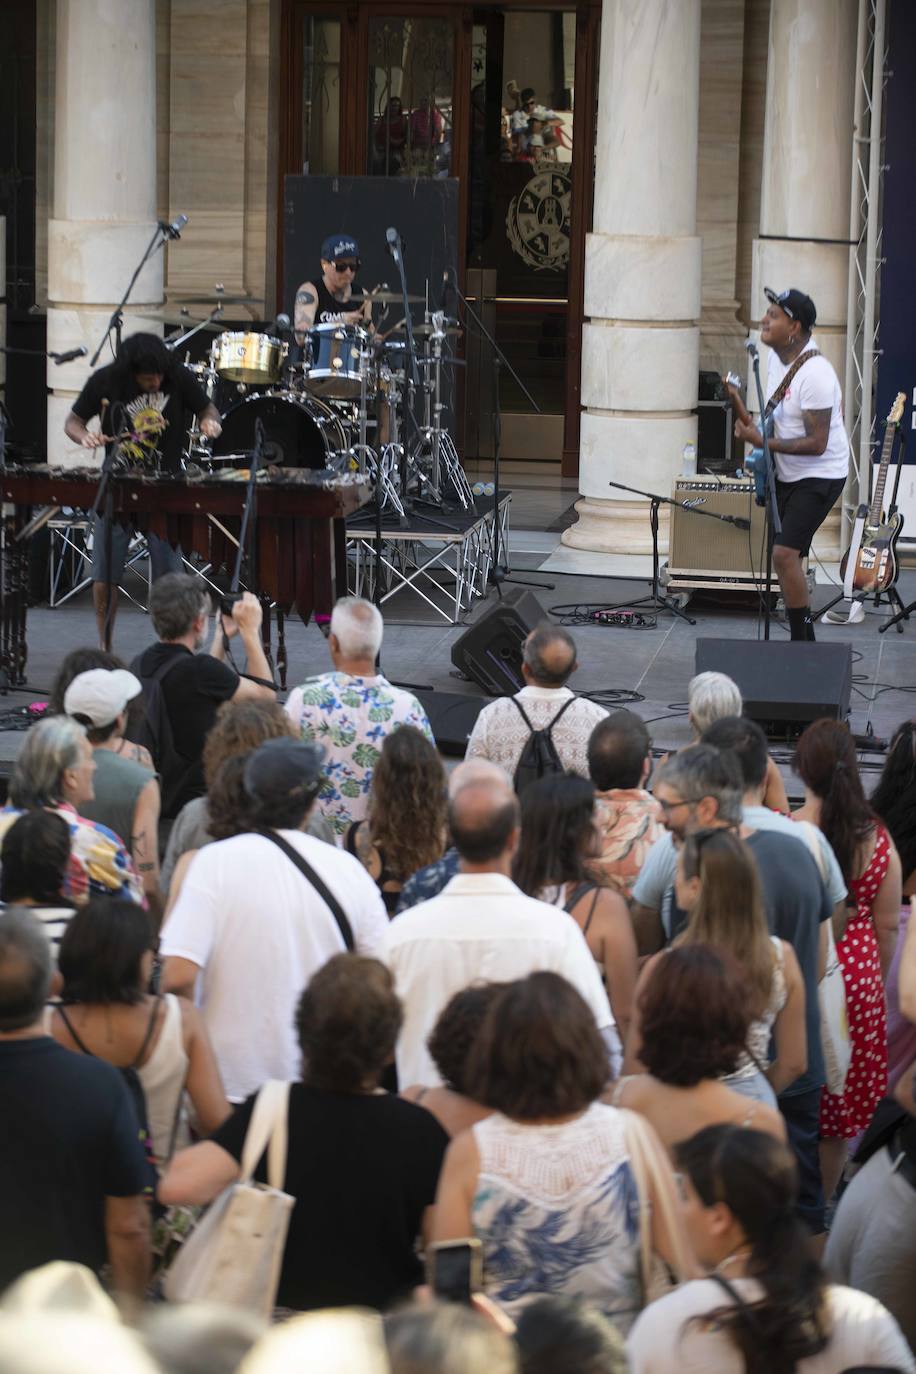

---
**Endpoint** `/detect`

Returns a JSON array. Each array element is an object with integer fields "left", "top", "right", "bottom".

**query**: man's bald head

[
  {"left": 523, "top": 623, "right": 577, "bottom": 688},
  {"left": 448, "top": 775, "right": 519, "bottom": 865},
  {"left": 447, "top": 757, "right": 511, "bottom": 798}
]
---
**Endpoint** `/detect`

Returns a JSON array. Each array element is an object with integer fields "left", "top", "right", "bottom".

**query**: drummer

[{"left": 292, "top": 233, "right": 372, "bottom": 347}]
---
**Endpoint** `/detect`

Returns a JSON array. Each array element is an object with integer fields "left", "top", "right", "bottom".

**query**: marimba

[{"left": 0, "top": 464, "right": 371, "bottom": 687}]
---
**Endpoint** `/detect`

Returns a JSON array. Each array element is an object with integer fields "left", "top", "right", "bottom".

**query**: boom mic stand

[
  {"left": 748, "top": 343, "right": 782, "bottom": 640},
  {"left": 605, "top": 478, "right": 764, "bottom": 626},
  {"left": 89, "top": 220, "right": 174, "bottom": 367},
  {"left": 451, "top": 278, "right": 554, "bottom": 595}
]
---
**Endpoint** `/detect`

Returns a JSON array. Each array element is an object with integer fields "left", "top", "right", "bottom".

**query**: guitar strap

[
  {"left": 763, "top": 347, "right": 819, "bottom": 422},
  {"left": 843, "top": 507, "right": 867, "bottom": 600}
]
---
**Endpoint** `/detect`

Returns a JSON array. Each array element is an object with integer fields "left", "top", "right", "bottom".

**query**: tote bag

[
  {"left": 819, "top": 916, "right": 852, "bottom": 1096},
  {"left": 164, "top": 1080, "right": 295, "bottom": 1317}
]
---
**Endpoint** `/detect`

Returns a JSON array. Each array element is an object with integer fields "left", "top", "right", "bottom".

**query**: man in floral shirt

[{"left": 284, "top": 598, "right": 434, "bottom": 840}]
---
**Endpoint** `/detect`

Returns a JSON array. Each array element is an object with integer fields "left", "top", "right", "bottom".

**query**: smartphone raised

[{"left": 427, "top": 1238, "right": 483, "bottom": 1305}]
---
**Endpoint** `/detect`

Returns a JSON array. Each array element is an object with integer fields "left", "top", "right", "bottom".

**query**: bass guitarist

[{"left": 726, "top": 287, "right": 849, "bottom": 641}]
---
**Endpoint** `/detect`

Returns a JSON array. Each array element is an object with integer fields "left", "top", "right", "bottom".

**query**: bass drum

[{"left": 211, "top": 392, "right": 349, "bottom": 471}]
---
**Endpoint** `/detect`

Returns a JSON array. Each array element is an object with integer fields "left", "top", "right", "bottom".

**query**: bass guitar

[{"left": 839, "top": 392, "right": 906, "bottom": 595}]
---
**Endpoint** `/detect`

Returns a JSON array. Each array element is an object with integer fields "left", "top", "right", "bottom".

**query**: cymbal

[
  {"left": 172, "top": 292, "right": 264, "bottom": 306},
  {"left": 412, "top": 322, "right": 463, "bottom": 338},
  {"left": 135, "top": 309, "right": 227, "bottom": 332},
  {"left": 366, "top": 290, "right": 426, "bottom": 305}
]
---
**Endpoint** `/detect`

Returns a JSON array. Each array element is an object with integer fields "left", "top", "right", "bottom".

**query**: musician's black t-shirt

[
  {"left": 71, "top": 362, "right": 210, "bottom": 471},
  {"left": 307, "top": 278, "right": 366, "bottom": 326}
]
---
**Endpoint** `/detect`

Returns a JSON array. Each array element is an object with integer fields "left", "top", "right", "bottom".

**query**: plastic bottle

[{"left": 681, "top": 442, "right": 697, "bottom": 478}]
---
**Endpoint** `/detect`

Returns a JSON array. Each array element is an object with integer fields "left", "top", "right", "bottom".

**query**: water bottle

[{"left": 681, "top": 442, "right": 697, "bottom": 478}]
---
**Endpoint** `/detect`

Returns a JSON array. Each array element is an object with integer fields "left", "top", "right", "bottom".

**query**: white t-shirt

[
  {"left": 627, "top": 1279, "right": 915, "bottom": 1374},
  {"left": 160, "top": 830, "right": 389, "bottom": 1101},
  {"left": 765, "top": 337, "right": 849, "bottom": 483},
  {"left": 382, "top": 871, "right": 616, "bottom": 1088}
]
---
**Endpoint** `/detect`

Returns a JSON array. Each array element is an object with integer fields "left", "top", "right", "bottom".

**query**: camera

[{"left": 219, "top": 591, "right": 244, "bottom": 616}]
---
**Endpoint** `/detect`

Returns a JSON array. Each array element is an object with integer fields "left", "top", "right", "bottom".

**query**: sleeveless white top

[
  {"left": 471, "top": 1102, "right": 642, "bottom": 1333},
  {"left": 138, "top": 993, "right": 190, "bottom": 1166}
]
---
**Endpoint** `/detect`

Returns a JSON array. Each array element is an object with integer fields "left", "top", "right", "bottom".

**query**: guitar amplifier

[{"left": 666, "top": 478, "right": 768, "bottom": 590}]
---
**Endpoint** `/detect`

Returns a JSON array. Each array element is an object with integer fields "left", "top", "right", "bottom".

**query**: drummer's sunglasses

[{"left": 333, "top": 259, "right": 360, "bottom": 273}]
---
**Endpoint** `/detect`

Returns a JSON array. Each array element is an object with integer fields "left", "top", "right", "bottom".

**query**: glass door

[{"left": 465, "top": 9, "right": 576, "bottom": 461}]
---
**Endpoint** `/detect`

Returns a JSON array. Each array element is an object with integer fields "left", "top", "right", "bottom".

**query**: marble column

[
  {"left": 563, "top": 0, "right": 702, "bottom": 554},
  {"left": 47, "top": 0, "right": 163, "bottom": 465},
  {"left": 748, "top": 0, "right": 857, "bottom": 555}
]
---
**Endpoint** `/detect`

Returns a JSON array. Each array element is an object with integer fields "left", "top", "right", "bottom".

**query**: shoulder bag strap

[
  {"left": 763, "top": 348, "right": 819, "bottom": 420},
  {"left": 239, "top": 1079, "right": 291, "bottom": 1187},
  {"left": 710, "top": 1273, "right": 766, "bottom": 1338},
  {"left": 255, "top": 827, "right": 355, "bottom": 952}
]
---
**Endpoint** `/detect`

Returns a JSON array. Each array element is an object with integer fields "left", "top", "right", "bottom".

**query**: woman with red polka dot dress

[{"left": 793, "top": 719, "right": 902, "bottom": 1205}]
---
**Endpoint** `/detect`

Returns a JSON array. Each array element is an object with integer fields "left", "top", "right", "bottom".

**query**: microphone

[
  {"left": 385, "top": 227, "right": 400, "bottom": 262},
  {"left": 745, "top": 338, "right": 759, "bottom": 360},
  {"left": 441, "top": 265, "right": 455, "bottom": 312},
  {"left": 272, "top": 313, "right": 291, "bottom": 334},
  {"left": 49, "top": 346, "right": 88, "bottom": 365},
  {"left": 159, "top": 213, "right": 189, "bottom": 240}
]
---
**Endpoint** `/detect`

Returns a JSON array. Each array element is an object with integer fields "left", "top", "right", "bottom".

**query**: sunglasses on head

[{"left": 333, "top": 259, "right": 360, "bottom": 273}]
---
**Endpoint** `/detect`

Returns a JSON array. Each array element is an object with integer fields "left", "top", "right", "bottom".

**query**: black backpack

[
  {"left": 56, "top": 1000, "right": 161, "bottom": 1198},
  {"left": 128, "top": 650, "right": 195, "bottom": 817},
  {"left": 510, "top": 695, "right": 577, "bottom": 794}
]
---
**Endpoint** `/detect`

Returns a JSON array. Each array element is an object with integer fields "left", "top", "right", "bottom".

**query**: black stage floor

[{"left": 2, "top": 550, "right": 914, "bottom": 799}]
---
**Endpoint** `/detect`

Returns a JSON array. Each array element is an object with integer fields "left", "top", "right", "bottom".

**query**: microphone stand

[
  {"left": 451, "top": 279, "right": 554, "bottom": 594},
  {"left": 748, "top": 346, "right": 782, "bottom": 640},
  {"left": 90, "top": 222, "right": 171, "bottom": 367},
  {"left": 88, "top": 406, "right": 124, "bottom": 652},
  {"left": 603, "top": 478, "right": 762, "bottom": 625}
]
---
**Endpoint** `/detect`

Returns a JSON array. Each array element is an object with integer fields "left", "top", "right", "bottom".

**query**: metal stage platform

[{"left": 345, "top": 493, "right": 511, "bottom": 624}]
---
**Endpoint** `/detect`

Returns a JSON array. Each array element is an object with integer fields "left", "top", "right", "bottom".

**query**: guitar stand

[{"left": 819, "top": 582, "right": 910, "bottom": 635}]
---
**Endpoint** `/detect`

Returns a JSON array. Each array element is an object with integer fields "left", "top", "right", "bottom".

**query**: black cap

[
  {"left": 243, "top": 738, "right": 326, "bottom": 805},
  {"left": 764, "top": 286, "right": 816, "bottom": 332}
]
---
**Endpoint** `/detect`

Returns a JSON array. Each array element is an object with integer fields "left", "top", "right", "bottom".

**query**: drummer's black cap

[
  {"left": 764, "top": 286, "right": 816, "bottom": 332},
  {"left": 321, "top": 234, "right": 360, "bottom": 261}
]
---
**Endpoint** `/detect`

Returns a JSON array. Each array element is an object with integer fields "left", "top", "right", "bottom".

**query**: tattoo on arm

[
  {"left": 295, "top": 289, "right": 315, "bottom": 306},
  {"left": 770, "top": 406, "right": 831, "bottom": 457}
]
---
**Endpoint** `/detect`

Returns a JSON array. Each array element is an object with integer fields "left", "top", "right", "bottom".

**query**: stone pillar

[
  {"left": 563, "top": 0, "right": 702, "bottom": 554},
  {"left": 47, "top": 0, "right": 163, "bottom": 465},
  {"left": 748, "top": 0, "right": 857, "bottom": 556}
]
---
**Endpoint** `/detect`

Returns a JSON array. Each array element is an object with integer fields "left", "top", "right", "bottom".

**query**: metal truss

[{"left": 843, "top": 0, "right": 888, "bottom": 530}]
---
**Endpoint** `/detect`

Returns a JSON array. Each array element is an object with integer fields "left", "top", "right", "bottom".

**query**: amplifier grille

[{"left": 668, "top": 480, "right": 767, "bottom": 579}]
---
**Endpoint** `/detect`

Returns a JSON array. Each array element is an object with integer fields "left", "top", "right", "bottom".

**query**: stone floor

[{"left": 2, "top": 460, "right": 913, "bottom": 801}]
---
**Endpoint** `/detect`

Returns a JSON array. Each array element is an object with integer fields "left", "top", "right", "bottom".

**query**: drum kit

[{"left": 169, "top": 291, "right": 476, "bottom": 518}]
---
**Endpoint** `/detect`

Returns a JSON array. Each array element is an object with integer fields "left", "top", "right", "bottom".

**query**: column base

[{"left": 560, "top": 497, "right": 670, "bottom": 556}]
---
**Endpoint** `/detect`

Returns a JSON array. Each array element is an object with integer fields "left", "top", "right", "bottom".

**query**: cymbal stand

[
  {"left": 351, "top": 332, "right": 404, "bottom": 519},
  {"left": 410, "top": 312, "right": 476, "bottom": 510}
]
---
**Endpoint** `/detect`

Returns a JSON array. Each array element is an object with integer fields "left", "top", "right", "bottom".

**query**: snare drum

[
  {"left": 212, "top": 331, "right": 284, "bottom": 385},
  {"left": 307, "top": 323, "right": 368, "bottom": 399}
]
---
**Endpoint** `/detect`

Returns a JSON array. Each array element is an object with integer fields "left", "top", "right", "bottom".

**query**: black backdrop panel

[{"left": 283, "top": 176, "right": 460, "bottom": 320}]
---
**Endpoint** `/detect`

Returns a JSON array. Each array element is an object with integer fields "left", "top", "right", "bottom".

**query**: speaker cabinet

[
  {"left": 667, "top": 479, "right": 768, "bottom": 591},
  {"left": 695, "top": 638, "right": 852, "bottom": 734},
  {"left": 450, "top": 588, "right": 547, "bottom": 696}
]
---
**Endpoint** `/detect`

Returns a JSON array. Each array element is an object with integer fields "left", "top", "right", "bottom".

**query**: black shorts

[{"left": 774, "top": 476, "right": 845, "bottom": 556}]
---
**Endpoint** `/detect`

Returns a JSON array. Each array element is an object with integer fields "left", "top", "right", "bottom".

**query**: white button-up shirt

[{"left": 383, "top": 871, "right": 616, "bottom": 1088}]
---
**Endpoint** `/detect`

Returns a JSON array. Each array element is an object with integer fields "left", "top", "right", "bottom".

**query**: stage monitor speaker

[
  {"left": 695, "top": 638, "right": 852, "bottom": 734},
  {"left": 450, "top": 588, "right": 548, "bottom": 696},
  {"left": 415, "top": 690, "right": 487, "bottom": 756},
  {"left": 668, "top": 479, "right": 767, "bottom": 590}
]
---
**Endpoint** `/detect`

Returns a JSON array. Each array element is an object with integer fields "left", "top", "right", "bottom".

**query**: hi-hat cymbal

[{"left": 412, "top": 322, "right": 463, "bottom": 338}]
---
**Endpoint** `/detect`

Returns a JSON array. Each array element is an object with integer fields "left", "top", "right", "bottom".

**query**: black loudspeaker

[
  {"left": 415, "top": 690, "right": 487, "bottom": 756},
  {"left": 450, "top": 589, "right": 548, "bottom": 696},
  {"left": 695, "top": 639, "right": 853, "bottom": 734}
]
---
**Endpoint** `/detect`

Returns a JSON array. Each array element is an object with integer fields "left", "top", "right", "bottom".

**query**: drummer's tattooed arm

[{"left": 294, "top": 285, "right": 317, "bottom": 343}]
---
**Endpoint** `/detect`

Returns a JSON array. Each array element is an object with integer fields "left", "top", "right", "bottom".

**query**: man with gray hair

[
  {"left": 465, "top": 623, "right": 607, "bottom": 786},
  {"left": 132, "top": 573, "right": 275, "bottom": 822},
  {"left": 687, "top": 670, "right": 788, "bottom": 812},
  {"left": 285, "top": 596, "right": 433, "bottom": 839},
  {"left": 0, "top": 908, "right": 150, "bottom": 1296}
]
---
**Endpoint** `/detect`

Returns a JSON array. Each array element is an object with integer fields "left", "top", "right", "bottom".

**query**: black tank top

[{"left": 309, "top": 278, "right": 366, "bottom": 326}]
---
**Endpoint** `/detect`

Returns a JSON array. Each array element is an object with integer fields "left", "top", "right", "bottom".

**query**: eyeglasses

[
  {"left": 657, "top": 795, "right": 707, "bottom": 814},
  {"left": 333, "top": 259, "right": 360, "bottom": 273}
]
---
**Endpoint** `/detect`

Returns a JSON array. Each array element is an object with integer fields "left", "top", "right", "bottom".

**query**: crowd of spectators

[{"left": 0, "top": 587, "right": 914, "bottom": 1374}]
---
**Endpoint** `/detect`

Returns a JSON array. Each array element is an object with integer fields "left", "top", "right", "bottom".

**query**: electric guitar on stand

[{"left": 839, "top": 392, "right": 906, "bottom": 594}]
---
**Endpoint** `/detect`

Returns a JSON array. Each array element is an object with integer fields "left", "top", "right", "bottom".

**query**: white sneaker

[{"left": 821, "top": 600, "right": 865, "bottom": 626}]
